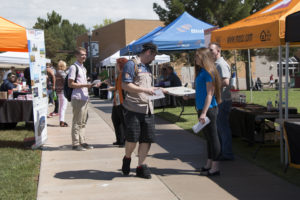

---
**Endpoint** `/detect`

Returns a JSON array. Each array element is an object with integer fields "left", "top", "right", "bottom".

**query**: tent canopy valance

[
  {"left": 120, "top": 12, "right": 214, "bottom": 55},
  {"left": 0, "top": 52, "right": 51, "bottom": 69},
  {"left": 211, "top": 0, "right": 300, "bottom": 50},
  {"left": 0, "top": 17, "right": 28, "bottom": 52},
  {"left": 101, "top": 50, "right": 170, "bottom": 66},
  {"left": 285, "top": 11, "right": 300, "bottom": 42},
  {"left": 0, "top": 52, "right": 29, "bottom": 65}
]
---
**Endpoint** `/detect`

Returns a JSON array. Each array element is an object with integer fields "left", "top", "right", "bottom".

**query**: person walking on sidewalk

[
  {"left": 121, "top": 43, "right": 159, "bottom": 179},
  {"left": 68, "top": 47, "right": 95, "bottom": 151},
  {"left": 209, "top": 42, "right": 235, "bottom": 161},
  {"left": 55, "top": 60, "right": 69, "bottom": 127},
  {"left": 110, "top": 57, "right": 128, "bottom": 147},
  {"left": 46, "top": 63, "right": 56, "bottom": 106}
]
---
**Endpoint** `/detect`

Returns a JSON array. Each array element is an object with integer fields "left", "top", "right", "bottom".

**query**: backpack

[{"left": 64, "top": 64, "right": 78, "bottom": 102}]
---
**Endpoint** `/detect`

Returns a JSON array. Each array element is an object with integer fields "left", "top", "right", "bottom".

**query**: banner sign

[
  {"left": 91, "top": 42, "right": 99, "bottom": 57},
  {"left": 82, "top": 41, "right": 99, "bottom": 57},
  {"left": 26, "top": 29, "right": 48, "bottom": 148}
]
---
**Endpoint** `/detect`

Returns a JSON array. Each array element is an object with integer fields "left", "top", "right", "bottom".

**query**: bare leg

[
  {"left": 137, "top": 143, "right": 151, "bottom": 166},
  {"left": 210, "top": 161, "right": 220, "bottom": 172},
  {"left": 205, "top": 159, "right": 212, "bottom": 169},
  {"left": 125, "top": 141, "right": 137, "bottom": 158}
]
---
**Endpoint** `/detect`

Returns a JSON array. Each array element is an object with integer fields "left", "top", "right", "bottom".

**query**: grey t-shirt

[{"left": 216, "top": 57, "right": 231, "bottom": 100}]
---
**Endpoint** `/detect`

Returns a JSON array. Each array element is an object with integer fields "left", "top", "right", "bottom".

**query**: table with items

[
  {"left": 0, "top": 99, "right": 34, "bottom": 128},
  {"left": 229, "top": 103, "right": 300, "bottom": 145}
]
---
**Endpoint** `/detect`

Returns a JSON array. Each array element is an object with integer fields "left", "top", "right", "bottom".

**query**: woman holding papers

[{"left": 185, "top": 48, "right": 222, "bottom": 176}]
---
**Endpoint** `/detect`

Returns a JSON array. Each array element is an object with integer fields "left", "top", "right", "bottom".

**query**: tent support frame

[
  {"left": 279, "top": 45, "right": 284, "bottom": 164},
  {"left": 248, "top": 49, "right": 253, "bottom": 102},
  {"left": 284, "top": 42, "right": 290, "bottom": 166}
]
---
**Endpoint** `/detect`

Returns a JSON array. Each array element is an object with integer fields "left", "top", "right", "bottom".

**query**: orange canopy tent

[
  {"left": 211, "top": 0, "right": 300, "bottom": 166},
  {"left": 211, "top": 0, "right": 300, "bottom": 50},
  {"left": 0, "top": 17, "right": 28, "bottom": 52}
]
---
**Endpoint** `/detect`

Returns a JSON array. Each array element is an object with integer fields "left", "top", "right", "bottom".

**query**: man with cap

[{"left": 121, "top": 42, "right": 160, "bottom": 179}]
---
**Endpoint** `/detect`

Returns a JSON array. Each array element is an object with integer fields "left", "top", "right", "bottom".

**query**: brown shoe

[{"left": 60, "top": 121, "right": 68, "bottom": 127}]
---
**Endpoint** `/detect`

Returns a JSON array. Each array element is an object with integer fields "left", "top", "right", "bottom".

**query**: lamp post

[{"left": 87, "top": 29, "right": 93, "bottom": 77}]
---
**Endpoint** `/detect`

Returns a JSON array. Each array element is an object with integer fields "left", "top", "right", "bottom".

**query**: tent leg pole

[
  {"left": 279, "top": 45, "right": 284, "bottom": 164},
  {"left": 284, "top": 42, "right": 290, "bottom": 167},
  {"left": 285, "top": 43, "right": 289, "bottom": 119},
  {"left": 234, "top": 50, "right": 239, "bottom": 90},
  {"left": 248, "top": 49, "right": 252, "bottom": 103}
]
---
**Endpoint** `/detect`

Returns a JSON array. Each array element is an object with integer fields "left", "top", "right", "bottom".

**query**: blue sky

[{"left": 2, "top": 0, "right": 165, "bottom": 29}]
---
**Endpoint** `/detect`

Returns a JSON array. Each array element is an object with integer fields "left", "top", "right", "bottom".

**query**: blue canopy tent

[{"left": 120, "top": 12, "right": 214, "bottom": 55}]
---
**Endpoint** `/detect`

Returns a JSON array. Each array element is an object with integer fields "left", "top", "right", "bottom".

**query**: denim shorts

[{"left": 123, "top": 108, "right": 155, "bottom": 143}]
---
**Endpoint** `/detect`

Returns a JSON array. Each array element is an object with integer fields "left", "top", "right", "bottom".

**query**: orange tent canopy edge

[
  {"left": 211, "top": 0, "right": 300, "bottom": 50},
  {"left": 0, "top": 16, "right": 28, "bottom": 52}
]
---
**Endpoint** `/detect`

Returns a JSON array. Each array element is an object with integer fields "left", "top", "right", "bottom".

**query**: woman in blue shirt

[{"left": 185, "top": 48, "right": 222, "bottom": 176}]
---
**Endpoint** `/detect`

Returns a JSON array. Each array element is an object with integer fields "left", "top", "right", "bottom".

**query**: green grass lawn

[
  {"left": 155, "top": 89, "right": 300, "bottom": 187},
  {"left": 0, "top": 123, "right": 41, "bottom": 200},
  {"left": 244, "top": 88, "right": 300, "bottom": 112}
]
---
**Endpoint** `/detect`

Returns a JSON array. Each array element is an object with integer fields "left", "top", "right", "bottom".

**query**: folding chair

[{"left": 283, "top": 121, "right": 300, "bottom": 172}]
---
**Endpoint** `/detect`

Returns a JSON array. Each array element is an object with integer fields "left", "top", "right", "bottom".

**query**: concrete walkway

[{"left": 37, "top": 98, "right": 300, "bottom": 200}]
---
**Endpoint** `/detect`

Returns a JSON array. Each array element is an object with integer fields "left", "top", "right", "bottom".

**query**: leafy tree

[
  {"left": 93, "top": 18, "right": 114, "bottom": 29},
  {"left": 33, "top": 11, "right": 87, "bottom": 65},
  {"left": 153, "top": 0, "right": 274, "bottom": 27}
]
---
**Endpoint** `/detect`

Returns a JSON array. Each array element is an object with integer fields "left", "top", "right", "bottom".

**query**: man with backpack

[
  {"left": 68, "top": 47, "right": 96, "bottom": 151},
  {"left": 121, "top": 43, "right": 161, "bottom": 179}
]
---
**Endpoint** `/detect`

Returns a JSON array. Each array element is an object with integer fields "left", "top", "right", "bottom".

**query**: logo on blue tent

[
  {"left": 191, "top": 29, "right": 204, "bottom": 34},
  {"left": 177, "top": 24, "right": 192, "bottom": 32}
]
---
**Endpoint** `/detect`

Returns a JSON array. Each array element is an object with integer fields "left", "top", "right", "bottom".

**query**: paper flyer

[{"left": 148, "top": 89, "right": 165, "bottom": 100}]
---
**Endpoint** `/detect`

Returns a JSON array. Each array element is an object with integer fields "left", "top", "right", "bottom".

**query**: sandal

[{"left": 60, "top": 121, "right": 68, "bottom": 127}]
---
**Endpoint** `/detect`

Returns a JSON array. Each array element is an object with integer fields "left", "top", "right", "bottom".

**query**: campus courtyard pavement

[{"left": 37, "top": 98, "right": 300, "bottom": 200}]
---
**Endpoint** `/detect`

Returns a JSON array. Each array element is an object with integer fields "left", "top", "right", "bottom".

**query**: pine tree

[{"left": 33, "top": 11, "right": 87, "bottom": 65}]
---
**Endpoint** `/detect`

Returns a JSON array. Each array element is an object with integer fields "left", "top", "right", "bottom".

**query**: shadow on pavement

[
  {"left": 150, "top": 167, "right": 197, "bottom": 176},
  {"left": 41, "top": 144, "right": 112, "bottom": 151},
  {"left": 54, "top": 169, "right": 125, "bottom": 180},
  {"left": 54, "top": 168, "right": 197, "bottom": 181}
]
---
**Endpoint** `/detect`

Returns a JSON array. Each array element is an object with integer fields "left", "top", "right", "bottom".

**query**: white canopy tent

[
  {"left": 0, "top": 52, "right": 29, "bottom": 65},
  {"left": 0, "top": 52, "right": 51, "bottom": 69},
  {"left": 100, "top": 50, "right": 171, "bottom": 66}
]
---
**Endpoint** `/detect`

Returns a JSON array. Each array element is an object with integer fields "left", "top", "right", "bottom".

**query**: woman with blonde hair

[
  {"left": 184, "top": 47, "right": 222, "bottom": 176},
  {"left": 55, "top": 60, "right": 69, "bottom": 127}
]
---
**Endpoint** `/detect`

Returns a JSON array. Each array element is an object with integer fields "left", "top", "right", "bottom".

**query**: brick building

[{"left": 76, "top": 19, "right": 164, "bottom": 67}]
